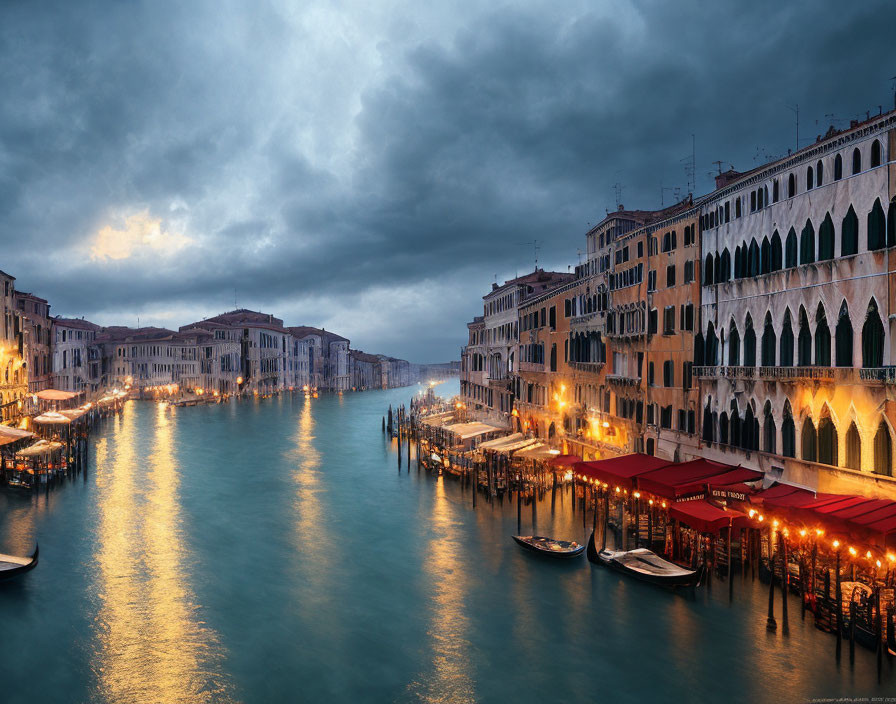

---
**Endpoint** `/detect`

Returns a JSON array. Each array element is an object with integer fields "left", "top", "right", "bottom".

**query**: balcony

[
  {"left": 487, "top": 376, "right": 513, "bottom": 391},
  {"left": 694, "top": 365, "right": 896, "bottom": 384},
  {"left": 568, "top": 361, "right": 605, "bottom": 372},
  {"left": 606, "top": 374, "right": 640, "bottom": 387},
  {"left": 518, "top": 361, "right": 545, "bottom": 373}
]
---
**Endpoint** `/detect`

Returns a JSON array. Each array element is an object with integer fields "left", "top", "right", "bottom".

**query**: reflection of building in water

[
  {"left": 92, "top": 403, "right": 233, "bottom": 704},
  {"left": 406, "top": 478, "right": 476, "bottom": 704}
]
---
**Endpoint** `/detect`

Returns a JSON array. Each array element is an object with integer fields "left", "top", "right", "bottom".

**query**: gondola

[
  {"left": 512, "top": 535, "right": 586, "bottom": 559},
  {"left": 587, "top": 532, "right": 701, "bottom": 588},
  {"left": 0, "top": 543, "right": 38, "bottom": 581}
]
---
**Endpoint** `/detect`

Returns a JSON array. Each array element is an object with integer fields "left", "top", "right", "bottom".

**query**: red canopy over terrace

[
  {"left": 548, "top": 454, "right": 581, "bottom": 468},
  {"left": 574, "top": 453, "right": 671, "bottom": 490},
  {"left": 670, "top": 500, "right": 751, "bottom": 534},
  {"left": 636, "top": 459, "right": 762, "bottom": 499},
  {"left": 753, "top": 484, "right": 896, "bottom": 542}
]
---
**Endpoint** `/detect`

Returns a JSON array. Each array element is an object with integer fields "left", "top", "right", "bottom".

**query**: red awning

[
  {"left": 753, "top": 484, "right": 820, "bottom": 508},
  {"left": 636, "top": 458, "right": 748, "bottom": 499},
  {"left": 672, "top": 468, "right": 764, "bottom": 498},
  {"left": 670, "top": 500, "right": 750, "bottom": 534},
  {"left": 575, "top": 453, "right": 671, "bottom": 490},
  {"left": 549, "top": 454, "right": 582, "bottom": 468}
]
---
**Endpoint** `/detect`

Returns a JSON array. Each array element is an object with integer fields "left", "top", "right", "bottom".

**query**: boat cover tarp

[
  {"left": 636, "top": 459, "right": 750, "bottom": 499},
  {"left": 492, "top": 437, "right": 539, "bottom": 454},
  {"left": 670, "top": 501, "right": 750, "bottom": 533},
  {"left": 35, "top": 389, "right": 78, "bottom": 401},
  {"left": 575, "top": 453, "right": 671, "bottom": 490},
  {"left": 641, "top": 463, "right": 763, "bottom": 499}
]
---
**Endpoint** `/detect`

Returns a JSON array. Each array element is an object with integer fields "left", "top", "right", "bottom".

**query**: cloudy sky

[{"left": 1, "top": 1, "right": 893, "bottom": 362}]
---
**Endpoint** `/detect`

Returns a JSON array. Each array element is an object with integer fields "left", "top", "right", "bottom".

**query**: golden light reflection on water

[
  {"left": 407, "top": 477, "right": 476, "bottom": 704},
  {"left": 290, "top": 397, "right": 327, "bottom": 566},
  {"left": 92, "top": 402, "right": 235, "bottom": 703}
]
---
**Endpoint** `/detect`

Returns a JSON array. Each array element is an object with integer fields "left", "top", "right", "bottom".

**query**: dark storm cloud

[{"left": 0, "top": 0, "right": 893, "bottom": 360}]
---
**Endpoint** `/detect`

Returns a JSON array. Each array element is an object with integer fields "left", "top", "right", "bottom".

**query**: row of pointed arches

[
  {"left": 697, "top": 298, "right": 885, "bottom": 368},
  {"left": 702, "top": 397, "right": 893, "bottom": 476},
  {"left": 703, "top": 198, "right": 896, "bottom": 285}
]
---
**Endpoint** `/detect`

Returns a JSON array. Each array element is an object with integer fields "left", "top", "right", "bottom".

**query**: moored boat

[
  {"left": 0, "top": 544, "right": 38, "bottom": 581},
  {"left": 588, "top": 532, "right": 701, "bottom": 588},
  {"left": 512, "top": 535, "right": 586, "bottom": 559}
]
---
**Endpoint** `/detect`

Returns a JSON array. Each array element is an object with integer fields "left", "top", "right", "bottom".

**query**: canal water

[{"left": 0, "top": 382, "right": 889, "bottom": 703}]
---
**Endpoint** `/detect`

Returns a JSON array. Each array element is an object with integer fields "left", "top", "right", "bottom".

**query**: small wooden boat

[
  {"left": 512, "top": 535, "right": 586, "bottom": 559},
  {"left": 0, "top": 544, "right": 38, "bottom": 581},
  {"left": 588, "top": 532, "right": 700, "bottom": 588}
]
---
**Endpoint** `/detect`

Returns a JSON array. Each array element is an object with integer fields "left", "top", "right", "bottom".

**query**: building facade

[{"left": 696, "top": 112, "right": 896, "bottom": 497}]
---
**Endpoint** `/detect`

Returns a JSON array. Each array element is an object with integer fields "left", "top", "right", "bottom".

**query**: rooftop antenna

[
  {"left": 517, "top": 240, "right": 540, "bottom": 270},
  {"left": 612, "top": 182, "right": 623, "bottom": 209},
  {"left": 576, "top": 248, "right": 584, "bottom": 265},
  {"left": 786, "top": 103, "right": 799, "bottom": 151},
  {"left": 680, "top": 135, "right": 695, "bottom": 195}
]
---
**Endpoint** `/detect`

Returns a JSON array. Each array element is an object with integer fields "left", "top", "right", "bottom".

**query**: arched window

[
  {"left": 788, "top": 173, "right": 795, "bottom": 198},
  {"left": 871, "top": 139, "right": 882, "bottom": 168},
  {"left": 874, "top": 421, "right": 892, "bottom": 476},
  {"left": 782, "top": 403, "right": 796, "bottom": 457},
  {"left": 703, "top": 254, "right": 714, "bottom": 285},
  {"left": 835, "top": 301, "right": 853, "bottom": 367},
  {"left": 852, "top": 147, "right": 861, "bottom": 175},
  {"left": 806, "top": 166, "right": 814, "bottom": 190},
  {"left": 800, "top": 219, "right": 815, "bottom": 264},
  {"left": 770, "top": 230, "right": 782, "bottom": 271},
  {"left": 735, "top": 198, "right": 742, "bottom": 218},
  {"left": 780, "top": 310, "right": 794, "bottom": 367},
  {"left": 816, "top": 160, "right": 823, "bottom": 187},
  {"left": 760, "top": 237, "right": 771, "bottom": 274},
  {"left": 763, "top": 402, "right": 776, "bottom": 454},
  {"left": 785, "top": 227, "right": 798, "bottom": 268},
  {"left": 818, "top": 213, "right": 835, "bottom": 261},
  {"left": 719, "top": 412, "right": 729, "bottom": 444},
  {"left": 818, "top": 408, "right": 838, "bottom": 466},
  {"left": 845, "top": 422, "right": 861, "bottom": 470},
  {"left": 834, "top": 153, "right": 843, "bottom": 181},
  {"left": 798, "top": 307, "right": 812, "bottom": 366},
  {"left": 694, "top": 332, "right": 704, "bottom": 366},
  {"left": 730, "top": 402, "right": 741, "bottom": 448},
  {"left": 744, "top": 314, "right": 756, "bottom": 367},
  {"left": 713, "top": 253, "right": 719, "bottom": 282},
  {"left": 815, "top": 303, "right": 831, "bottom": 366},
  {"left": 802, "top": 417, "right": 817, "bottom": 462},
  {"left": 705, "top": 322, "right": 718, "bottom": 365},
  {"left": 733, "top": 247, "right": 742, "bottom": 279},
  {"left": 841, "top": 206, "right": 859, "bottom": 256},
  {"left": 702, "top": 400, "right": 714, "bottom": 443},
  {"left": 868, "top": 198, "right": 886, "bottom": 250},
  {"left": 743, "top": 404, "right": 755, "bottom": 451},
  {"left": 889, "top": 198, "right": 896, "bottom": 248},
  {"left": 750, "top": 191, "right": 756, "bottom": 212},
  {"left": 757, "top": 189, "right": 764, "bottom": 209},
  {"left": 761, "top": 312, "right": 776, "bottom": 366},
  {"left": 720, "top": 248, "right": 731, "bottom": 281},
  {"left": 749, "top": 239, "right": 760, "bottom": 276},
  {"left": 862, "top": 298, "right": 884, "bottom": 368},
  {"left": 728, "top": 321, "right": 740, "bottom": 366},
  {"left": 773, "top": 179, "right": 779, "bottom": 202}
]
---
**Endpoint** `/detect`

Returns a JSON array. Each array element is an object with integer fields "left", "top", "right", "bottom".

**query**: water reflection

[
  {"left": 291, "top": 396, "right": 325, "bottom": 563},
  {"left": 407, "top": 477, "right": 476, "bottom": 703},
  {"left": 91, "top": 402, "right": 234, "bottom": 703}
]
